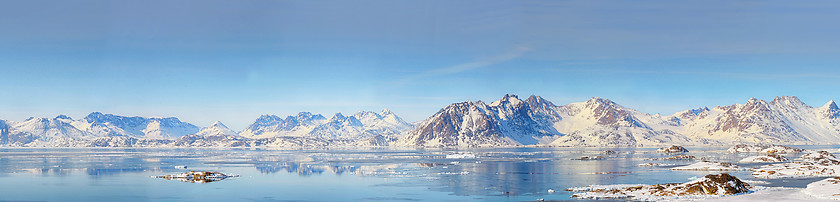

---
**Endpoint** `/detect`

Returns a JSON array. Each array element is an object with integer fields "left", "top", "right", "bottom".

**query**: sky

[{"left": 2, "top": 0, "right": 840, "bottom": 130}]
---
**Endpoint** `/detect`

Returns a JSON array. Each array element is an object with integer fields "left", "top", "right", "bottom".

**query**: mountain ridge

[{"left": 2, "top": 95, "right": 839, "bottom": 148}]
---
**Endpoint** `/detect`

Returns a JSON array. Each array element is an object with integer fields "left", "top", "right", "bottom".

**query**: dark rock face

[
  {"left": 406, "top": 101, "right": 508, "bottom": 147},
  {"left": 711, "top": 98, "right": 806, "bottom": 142},
  {"left": 400, "top": 94, "right": 572, "bottom": 147},
  {"left": 583, "top": 98, "right": 648, "bottom": 128}
]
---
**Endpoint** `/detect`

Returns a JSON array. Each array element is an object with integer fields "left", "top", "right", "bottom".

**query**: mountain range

[{"left": 2, "top": 95, "right": 839, "bottom": 148}]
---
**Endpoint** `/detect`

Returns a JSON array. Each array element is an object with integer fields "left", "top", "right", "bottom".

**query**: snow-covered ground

[
  {"left": 728, "top": 144, "right": 807, "bottom": 154},
  {"left": 753, "top": 151, "right": 840, "bottom": 179},
  {"left": 703, "top": 186, "right": 832, "bottom": 202},
  {"left": 803, "top": 177, "right": 840, "bottom": 200},
  {"left": 740, "top": 154, "right": 789, "bottom": 163}
]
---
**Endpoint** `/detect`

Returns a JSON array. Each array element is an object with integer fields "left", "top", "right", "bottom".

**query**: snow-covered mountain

[
  {"left": 4, "top": 116, "right": 94, "bottom": 146},
  {"left": 397, "top": 94, "right": 840, "bottom": 148},
  {"left": 80, "top": 112, "right": 199, "bottom": 139},
  {"left": 2, "top": 95, "right": 839, "bottom": 148},
  {"left": 653, "top": 96, "right": 840, "bottom": 144},
  {"left": 395, "top": 95, "right": 563, "bottom": 148},
  {"left": 173, "top": 121, "right": 249, "bottom": 147},
  {"left": 239, "top": 112, "right": 327, "bottom": 139},
  {"left": 239, "top": 110, "right": 413, "bottom": 141},
  {"left": 2, "top": 113, "right": 199, "bottom": 146}
]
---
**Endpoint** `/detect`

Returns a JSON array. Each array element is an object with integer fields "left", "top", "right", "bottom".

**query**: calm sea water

[{"left": 0, "top": 146, "right": 838, "bottom": 201}]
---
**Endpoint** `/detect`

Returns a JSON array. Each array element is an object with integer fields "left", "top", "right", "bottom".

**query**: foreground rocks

[
  {"left": 568, "top": 173, "right": 751, "bottom": 200},
  {"left": 727, "top": 144, "right": 805, "bottom": 154},
  {"left": 753, "top": 151, "right": 840, "bottom": 179}
]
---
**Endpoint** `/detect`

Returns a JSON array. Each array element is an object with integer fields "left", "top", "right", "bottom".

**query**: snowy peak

[
  {"left": 195, "top": 121, "right": 236, "bottom": 137},
  {"left": 54, "top": 115, "right": 72, "bottom": 120},
  {"left": 771, "top": 96, "right": 806, "bottom": 107},
  {"left": 328, "top": 113, "right": 363, "bottom": 127},
  {"left": 820, "top": 100, "right": 840, "bottom": 119},
  {"left": 489, "top": 94, "right": 525, "bottom": 107},
  {"left": 209, "top": 121, "right": 227, "bottom": 128},
  {"left": 525, "top": 95, "right": 556, "bottom": 109},
  {"left": 675, "top": 107, "right": 710, "bottom": 120},
  {"left": 576, "top": 97, "right": 647, "bottom": 128},
  {"left": 286, "top": 112, "right": 327, "bottom": 126}
]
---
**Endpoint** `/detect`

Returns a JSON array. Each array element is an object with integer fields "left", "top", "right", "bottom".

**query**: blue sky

[{"left": 2, "top": 1, "right": 840, "bottom": 130}]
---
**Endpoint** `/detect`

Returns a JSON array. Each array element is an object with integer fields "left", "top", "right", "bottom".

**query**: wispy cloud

[
  {"left": 394, "top": 46, "right": 531, "bottom": 85},
  {"left": 545, "top": 67, "right": 840, "bottom": 80}
]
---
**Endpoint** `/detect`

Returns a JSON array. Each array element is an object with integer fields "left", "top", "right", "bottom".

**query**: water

[{"left": 0, "top": 146, "right": 838, "bottom": 201}]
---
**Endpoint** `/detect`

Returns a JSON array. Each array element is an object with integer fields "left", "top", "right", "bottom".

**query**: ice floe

[
  {"left": 636, "top": 163, "right": 676, "bottom": 167},
  {"left": 671, "top": 161, "right": 747, "bottom": 171},
  {"left": 445, "top": 153, "right": 477, "bottom": 159}
]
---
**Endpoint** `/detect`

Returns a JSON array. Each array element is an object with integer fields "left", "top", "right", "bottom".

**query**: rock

[
  {"left": 569, "top": 173, "right": 750, "bottom": 200},
  {"left": 152, "top": 171, "right": 238, "bottom": 183},
  {"left": 727, "top": 144, "right": 805, "bottom": 154},
  {"left": 800, "top": 151, "right": 840, "bottom": 165},
  {"left": 657, "top": 145, "right": 689, "bottom": 153},
  {"left": 739, "top": 154, "right": 788, "bottom": 163},
  {"left": 602, "top": 150, "right": 617, "bottom": 155},
  {"left": 572, "top": 156, "right": 605, "bottom": 160},
  {"left": 664, "top": 154, "right": 696, "bottom": 160}
]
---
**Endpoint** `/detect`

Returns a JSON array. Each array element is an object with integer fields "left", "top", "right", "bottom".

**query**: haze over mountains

[{"left": 2, "top": 95, "right": 839, "bottom": 148}]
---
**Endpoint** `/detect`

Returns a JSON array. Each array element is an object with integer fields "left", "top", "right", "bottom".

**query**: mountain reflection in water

[{"left": 0, "top": 147, "right": 836, "bottom": 201}]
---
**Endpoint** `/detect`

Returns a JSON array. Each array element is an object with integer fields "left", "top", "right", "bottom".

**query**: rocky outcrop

[
  {"left": 727, "top": 144, "right": 805, "bottom": 154},
  {"left": 657, "top": 145, "right": 689, "bottom": 153},
  {"left": 569, "top": 173, "right": 750, "bottom": 200}
]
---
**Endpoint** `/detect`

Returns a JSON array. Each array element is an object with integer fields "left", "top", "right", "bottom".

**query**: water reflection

[{"left": 1, "top": 147, "right": 834, "bottom": 201}]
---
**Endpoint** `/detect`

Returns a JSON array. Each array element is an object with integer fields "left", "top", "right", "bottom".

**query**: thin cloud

[
  {"left": 394, "top": 46, "right": 531, "bottom": 85},
  {"left": 545, "top": 67, "right": 840, "bottom": 80}
]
